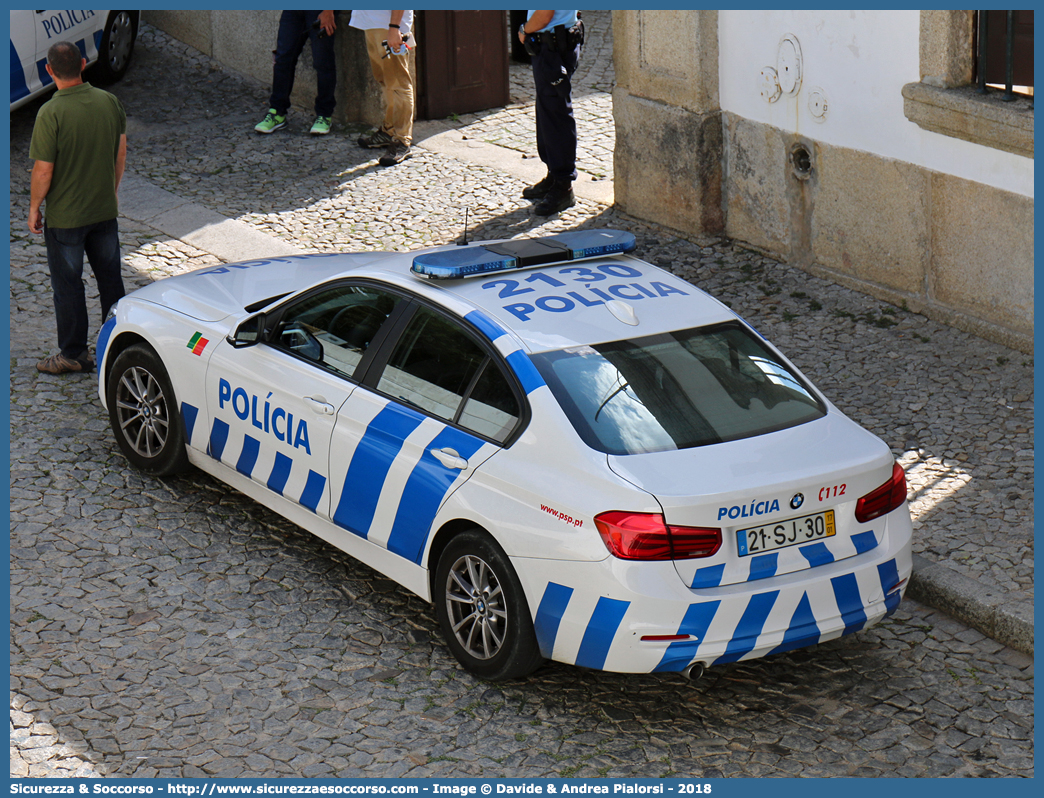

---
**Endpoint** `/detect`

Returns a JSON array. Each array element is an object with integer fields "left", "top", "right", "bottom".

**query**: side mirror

[{"left": 228, "top": 313, "right": 265, "bottom": 348}]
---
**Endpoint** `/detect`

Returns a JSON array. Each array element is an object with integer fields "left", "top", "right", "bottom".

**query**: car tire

[
  {"left": 106, "top": 343, "right": 189, "bottom": 476},
  {"left": 91, "top": 11, "right": 136, "bottom": 84},
  {"left": 435, "top": 529, "right": 545, "bottom": 681}
]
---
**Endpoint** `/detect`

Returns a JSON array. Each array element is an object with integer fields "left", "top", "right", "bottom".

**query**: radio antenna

[{"left": 457, "top": 208, "right": 469, "bottom": 246}]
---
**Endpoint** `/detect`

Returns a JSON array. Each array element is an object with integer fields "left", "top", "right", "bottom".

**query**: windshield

[{"left": 531, "top": 322, "right": 826, "bottom": 455}]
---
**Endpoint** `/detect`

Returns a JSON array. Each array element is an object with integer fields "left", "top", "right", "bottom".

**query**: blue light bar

[
  {"left": 545, "top": 229, "right": 637, "bottom": 259},
  {"left": 410, "top": 246, "right": 518, "bottom": 279},
  {"left": 411, "top": 229, "right": 637, "bottom": 279}
]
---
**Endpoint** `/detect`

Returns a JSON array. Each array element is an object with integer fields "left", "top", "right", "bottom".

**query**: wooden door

[{"left": 416, "top": 10, "right": 509, "bottom": 119}]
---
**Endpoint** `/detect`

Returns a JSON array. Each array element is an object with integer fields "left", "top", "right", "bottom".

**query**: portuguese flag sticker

[{"left": 187, "top": 332, "right": 209, "bottom": 356}]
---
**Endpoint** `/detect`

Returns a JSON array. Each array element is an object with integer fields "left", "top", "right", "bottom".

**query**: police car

[
  {"left": 10, "top": 10, "right": 138, "bottom": 110},
  {"left": 98, "top": 230, "right": 913, "bottom": 681}
]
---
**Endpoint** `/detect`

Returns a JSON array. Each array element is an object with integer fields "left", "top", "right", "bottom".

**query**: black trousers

[{"left": 531, "top": 42, "right": 581, "bottom": 184}]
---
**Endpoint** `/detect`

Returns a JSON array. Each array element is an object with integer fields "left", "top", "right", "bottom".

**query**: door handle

[
  {"left": 305, "top": 396, "right": 335, "bottom": 415},
  {"left": 430, "top": 447, "right": 469, "bottom": 470}
]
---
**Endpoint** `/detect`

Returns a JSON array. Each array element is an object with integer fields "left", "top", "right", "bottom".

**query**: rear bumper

[{"left": 512, "top": 508, "right": 913, "bottom": 674}]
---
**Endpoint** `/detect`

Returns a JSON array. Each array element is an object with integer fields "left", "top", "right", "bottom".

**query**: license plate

[{"left": 737, "top": 509, "right": 835, "bottom": 556}]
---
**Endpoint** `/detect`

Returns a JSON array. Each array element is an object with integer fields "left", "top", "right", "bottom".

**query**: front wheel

[
  {"left": 106, "top": 343, "right": 189, "bottom": 476},
  {"left": 434, "top": 530, "right": 545, "bottom": 681},
  {"left": 92, "top": 11, "right": 137, "bottom": 83}
]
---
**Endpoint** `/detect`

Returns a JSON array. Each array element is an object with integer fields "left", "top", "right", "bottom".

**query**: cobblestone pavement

[{"left": 9, "top": 13, "right": 1033, "bottom": 779}]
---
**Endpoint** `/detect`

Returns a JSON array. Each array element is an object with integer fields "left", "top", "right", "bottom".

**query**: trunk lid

[{"left": 607, "top": 412, "right": 896, "bottom": 588}]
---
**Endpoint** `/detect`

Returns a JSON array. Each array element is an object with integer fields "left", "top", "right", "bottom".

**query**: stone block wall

[
  {"left": 719, "top": 113, "right": 1033, "bottom": 351},
  {"left": 612, "top": 10, "right": 1033, "bottom": 353},
  {"left": 144, "top": 10, "right": 390, "bottom": 128}
]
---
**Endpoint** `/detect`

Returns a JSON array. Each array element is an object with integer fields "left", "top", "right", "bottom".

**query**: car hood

[{"left": 129, "top": 252, "right": 387, "bottom": 322}]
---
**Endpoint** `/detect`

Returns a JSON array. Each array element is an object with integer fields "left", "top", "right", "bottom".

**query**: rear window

[{"left": 531, "top": 322, "right": 826, "bottom": 455}]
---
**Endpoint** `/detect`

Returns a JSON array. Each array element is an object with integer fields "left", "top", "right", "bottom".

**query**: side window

[
  {"left": 458, "top": 360, "right": 521, "bottom": 443},
  {"left": 376, "top": 307, "right": 521, "bottom": 443},
  {"left": 273, "top": 284, "right": 400, "bottom": 378}
]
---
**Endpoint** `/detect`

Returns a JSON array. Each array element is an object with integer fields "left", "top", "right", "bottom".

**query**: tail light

[
  {"left": 594, "top": 511, "right": 721, "bottom": 560},
  {"left": 855, "top": 462, "right": 908, "bottom": 523}
]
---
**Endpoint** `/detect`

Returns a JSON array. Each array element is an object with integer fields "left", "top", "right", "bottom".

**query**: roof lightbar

[{"left": 411, "top": 229, "right": 637, "bottom": 280}]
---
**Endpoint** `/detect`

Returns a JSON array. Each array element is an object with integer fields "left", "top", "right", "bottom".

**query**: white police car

[
  {"left": 10, "top": 10, "right": 138, "bottom": 110},
  {"left": 98, "top": 230, "right": 913, "bottom": 681}
]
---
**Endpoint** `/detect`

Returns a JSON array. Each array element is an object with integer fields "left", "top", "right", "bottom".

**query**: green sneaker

[
  {"left": 254, "top": 109, "right": 286, "bottom": 134},
  {"left": 309, "top": 116, "right": 332, "bottom": 136}
]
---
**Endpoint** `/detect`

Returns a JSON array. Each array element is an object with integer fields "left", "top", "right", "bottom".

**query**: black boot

[
  {"left": 522, "top": 174, "right": 555, "bottom": 200},
  {"left": 534, "top": 181, "right": 575, "bottom": 216}
]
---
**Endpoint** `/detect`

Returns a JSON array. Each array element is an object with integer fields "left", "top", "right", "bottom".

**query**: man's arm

[
  {"left": 519, "top": 10, "right": 555, "bottom": 42},
  {"left": 388, "top": 10, "right": 405, "bottom": 50},
  {"left": 29, "top": 160, "right": 54, "bottom": 234},
  {"left": 115, "top": 134, "right": 127, "bottom": 198}
]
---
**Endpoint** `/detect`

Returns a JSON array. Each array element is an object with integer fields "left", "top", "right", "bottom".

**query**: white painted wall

[{"left": 717, "top": 9, "right": 1034, "bottom": 198}]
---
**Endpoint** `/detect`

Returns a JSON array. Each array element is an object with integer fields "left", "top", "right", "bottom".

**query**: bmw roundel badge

[{"left": 790, "top": 493, "right": 804, "bottom": 510}]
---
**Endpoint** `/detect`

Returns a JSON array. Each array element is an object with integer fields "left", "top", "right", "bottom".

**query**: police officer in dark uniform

[{"left": 518, "top": 10, "right": 584, "bottom": 216}]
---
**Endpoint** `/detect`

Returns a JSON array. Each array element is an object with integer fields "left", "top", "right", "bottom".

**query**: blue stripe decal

[
  {"left": 575, "top": 597, "right": 630, "bottom": 670},
  {"left": 35, "top": 57, "right": 50, "bottom": 88},
  {"left": 714, "top": 590, "right": 780, "bottom": 664},
  {"left": 652, "top": 600, "right": 721, "bottom": 673},
  {"left": 768, "top": 592, "right": 821, "bottom": 656},
  {"left": 748, "top": 552, "right": 778, "bottom": 582},
  {"left": 386, "top": 426, "right": 486, "bottom": 563},
  {"left": 534, "top": 582, "right": 574, "bottom": 658},
  {"left": 180, "top": 403, "right": 199, "bottom": 445},
  {"left": 333, "top": 403, "right": 425, "bottom": 537},
  {"left": 93, "top": 30, "right": 103, "bottom": 50},
  {"left": 96, "top": 317, "right": 116, "bottom": 367},
  {"left": 465, "top": 310, "right": 507, "bottom": 342},
  {"left": 691, "top": 563, "right": 725, "bottom": 589},
  {"left": 299, "top": 470, "right": 326, "bottom": 513},
  {"left": 878, "top": 558, "right": 902, "bottom": 615},
  {"left": 851, "top": 530, "right": 878, "bottom": 555},
  {"left": 831, "top": 573, "right": 868, "bottom": 635},
  {"left": 236, "top": 435, "right": 260, "bottom": 477},
  {"left": 267, "top": 452, "right": 293, "bottom": 495},
  {"left": 800, "top": 541, "right": 835, "bottom": 567},
  {"left": 209, "top": 419, "right": 230, "bottom": 460},
  {"left": 506, "top": 350, "right": 546, "bottom": 395},
  {"left": 10, "top": 41, "right": 30, "bottom": 103}
]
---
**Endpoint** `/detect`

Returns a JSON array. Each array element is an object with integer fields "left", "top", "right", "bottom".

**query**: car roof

[
  {"left": 141, "top": 231, "right": 739, "bottom": 353},
  {"left": 359, "top": 235, "right": 739, "bottom": 354}
]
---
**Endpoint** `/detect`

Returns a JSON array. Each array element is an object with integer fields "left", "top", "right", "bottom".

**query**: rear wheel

[
  {"left": 434, "top": 530, "right": 545, "bottom": 680},
  {"left": 92, "top": 11, "right": 136, "bottom": 83},
  {"left": 106, "top": 343, "right": 189, "bottom": 476}
]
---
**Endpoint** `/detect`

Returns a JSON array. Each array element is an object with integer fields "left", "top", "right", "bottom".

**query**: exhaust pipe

[{"left": 683, "top": 661, "right": 705, "bottom": 681}]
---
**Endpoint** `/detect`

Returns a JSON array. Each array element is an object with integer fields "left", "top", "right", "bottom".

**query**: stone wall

[
  {"left": 721, "top": 115, "right": 1033, "bottom": 350},
  {"left": 612, "top": 10, "right": 723, "bottom": 236},
  {"left": 143, "top": 10, "right": 389, "bottom": 127},
  {"left": 612, "top": 10, "right": 1034, "bottom": 353}
]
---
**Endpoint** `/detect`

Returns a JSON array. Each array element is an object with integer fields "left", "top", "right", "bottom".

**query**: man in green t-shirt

[{"left": 28, "top": 40, "right": 128, "bottom": 374}]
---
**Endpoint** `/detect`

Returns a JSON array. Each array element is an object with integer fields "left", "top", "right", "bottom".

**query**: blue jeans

[
  {"left": 269, "top": 10, "right": 337, "bottom": 118},
  {"left": 44, "top": 218, "right": 125, "bottom": 360}
]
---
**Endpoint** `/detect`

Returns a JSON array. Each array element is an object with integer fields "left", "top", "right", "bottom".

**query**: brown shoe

[
  {"left": 36, "top": 353, "right": 95, "bottom": 374},
  {"left": 358, "top": 128, "right": 394, "bottom": 149},
  {"left": 378, "top": 141, "right": 412, "bottom": 166}
]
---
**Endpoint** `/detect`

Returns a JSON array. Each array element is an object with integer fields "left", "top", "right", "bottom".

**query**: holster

[{"left": 527, "top": 19, "right": 585, "bottom": 56}]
